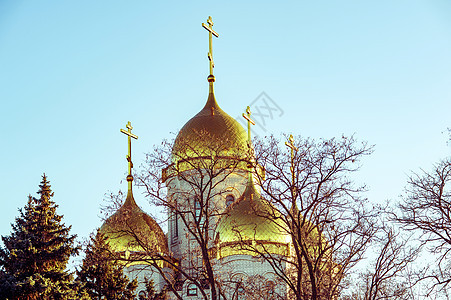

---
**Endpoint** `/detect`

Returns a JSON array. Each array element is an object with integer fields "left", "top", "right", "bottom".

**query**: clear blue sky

[{"left": 1, "top": 1, "right": 450, "bottom": 241}]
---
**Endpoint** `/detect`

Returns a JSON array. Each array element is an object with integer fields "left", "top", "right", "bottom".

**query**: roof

[
  {"left": 215, "top": 178, "right": 289, "bottom": 258},
  {"left": 99, "top": 190, "right": 168, "bottom": 258},
  {"left": 172, "top": 88, "right": 248, "bottom": 162}
]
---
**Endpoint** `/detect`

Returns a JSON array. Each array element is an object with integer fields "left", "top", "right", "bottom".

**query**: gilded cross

[
  {"left": 242, "top": 106, "right": 256, "bottom": 179},
  {"left": 120, "top": 121, "right": 138, "bottom": 179},
  {"left": 285, "top": 134, "right": 298, "bottom": 180},
  {"left": 285, "top": 134, "right": 298, "bottom": 154},
  {"left": 242, "top": 106, "right": 256, "bottom": 144},
  {"left": 202, "top": 16, "right": 219, "bottom": 76},
  {"left": 285, "top": 134, "right": 298, "bottom": 213}
]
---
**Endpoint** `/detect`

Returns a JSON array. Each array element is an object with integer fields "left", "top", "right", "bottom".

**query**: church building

[{"left": 100, "top": 17, "right": 291, "bottom": 300}]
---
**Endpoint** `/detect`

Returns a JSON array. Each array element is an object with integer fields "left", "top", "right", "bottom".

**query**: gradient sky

[{"left": 1, "top": 1, "right": 450, "bottom": 243}]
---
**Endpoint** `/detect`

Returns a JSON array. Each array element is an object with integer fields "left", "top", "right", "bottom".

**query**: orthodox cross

[
  {"left": 120, "top": 121, "right": 138, "bottom": 180},
  {"left": 285, "top": 134, "right": 298, "bottom": 159},
  {"left": 202, "top": 16, "right": 219, "bottom": 76},
  {"left": 243, "top": 106, "right": 256, "bottom": 179},
  {"left": 285, "top": 134, "right": 299, "bottom": 213},
  {"left": 242, "top": 106, "right": 256, "bottom": 144}
]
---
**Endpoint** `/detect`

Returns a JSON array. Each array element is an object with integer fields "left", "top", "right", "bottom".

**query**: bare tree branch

[{"left": 395, "top": 157, "right": 451, "bottom": 297}]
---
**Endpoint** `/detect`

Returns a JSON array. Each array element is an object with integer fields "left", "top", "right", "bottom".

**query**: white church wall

[
  {"left": 166, "top": 168, "right": 248, "bottom": 261},
  {"left": 216, "top": 255, "right": 287, "bottom": 300},
  {"left": 125, "top": 264, "right": 166, "bottom": 299}
]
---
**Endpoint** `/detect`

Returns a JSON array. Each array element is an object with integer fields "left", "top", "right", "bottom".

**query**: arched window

[
  {"left": 187, "top": 283, "right": 198, "bottom": 296},
  {"left": 232, "top": 274, "right": 246, "bottom": 300},
  {"left": 138, "top": 290, "right": 146, "bottom": 299},
  {"left": 226, "top": 194, "right": 235, "bottom": 207},
  {"left": 236, "top": 282, "right": 245, "bottom": 300}
]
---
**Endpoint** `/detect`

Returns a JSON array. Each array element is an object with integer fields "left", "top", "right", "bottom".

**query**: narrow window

[
  {"left": 195, "top": 197, "right": 201, "bottom": 220},
  {"left": 175, "top": 212, "right": 179, "bottom": 237},
  {"left": 171, "top": 211, "right": 178, "bottom": 241},
  {"left": 194, "top": 196, "right": 205, "bottom": 226}
]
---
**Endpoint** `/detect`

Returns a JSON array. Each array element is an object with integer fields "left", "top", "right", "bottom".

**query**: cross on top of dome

[
  {"left": 120, "top": 121, "right": 138, "bottom": 188},
  {"left": 202, "top": 16, "right": 219, "bottom": 80}
]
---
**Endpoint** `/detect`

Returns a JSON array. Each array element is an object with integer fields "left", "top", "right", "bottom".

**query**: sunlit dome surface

[
  {"left": 216, "top": 179, "right": 289, "bottom": 258},
  {"left": 172, "top": 91, "right": 248, "bottom": 160},
  {"left": 99, "top": 191, "right": 168, "bottom": 256}
]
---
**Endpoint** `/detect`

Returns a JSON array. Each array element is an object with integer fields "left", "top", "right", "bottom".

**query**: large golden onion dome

[
  {"left": 99, "top": 188, "right": 169, "bottom": 258},
  {"left": 215, "top": 179, "right": 289, "bottom": 258},
  {"left": 172, "top": 85, "right": 248, "bottom": 161}
]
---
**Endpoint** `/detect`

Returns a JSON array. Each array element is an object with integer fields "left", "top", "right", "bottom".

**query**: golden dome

[
  {"left": 215, "top": 179, "right": 289, "bottom": 258},
  {"left": 99, "top": 190, "right": 168, "bottom": 257},
  {"left": 172, "top": 89, "right": 248, "bottom": 161}
]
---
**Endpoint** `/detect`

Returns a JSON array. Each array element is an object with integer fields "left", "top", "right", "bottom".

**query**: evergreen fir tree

[
  {"left": 142, "top": 278, "right": 166, "bottom": 300},
  {"left": 76, "top": 231, "right": 137, "bottom": 300},
  {"left": 0, "top": 174, "right": 78, "bottom": 299},
  {"left": 144, "top": 278, "right": 156, "bottom": 299}
]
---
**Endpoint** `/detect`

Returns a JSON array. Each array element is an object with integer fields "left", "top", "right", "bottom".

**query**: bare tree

[
  {"left": 341, "top": 223, "right": 420, "bottom": 300},
  {"left": 395, "top": 157, "right": 451, "bottom": 297},
  {"left": 105, "top": 132, "right": 403, "bottom": 300},
  {"left": 239, "top": 134, "right": 378, "bottom": 300},
  {"left": 135, "top": 133, "right": 251, "bottom": 300},
  {"left": 100, "top": 190, "right": 127, "bottom": 221}
]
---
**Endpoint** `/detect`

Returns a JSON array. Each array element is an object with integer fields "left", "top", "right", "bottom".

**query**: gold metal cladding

[
  {"left": 216, "top": 181, "right": 290, "bottom": 258},
  {"left": 202, "top": 16, "right": 219, "bottom": 76},
  {"left": 171, "top": 94, "right": 249, "bottom": 165}
]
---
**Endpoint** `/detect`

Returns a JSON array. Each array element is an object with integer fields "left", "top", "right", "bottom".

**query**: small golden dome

[
  {"left": 172, "top": 91, "right": 248, "bottom": 161},
  {"left": 99, "top": 191, "right": 168, "bottom": 257},
  {"left": 216, "top": 180, "right": 289, "bottom": 258}
]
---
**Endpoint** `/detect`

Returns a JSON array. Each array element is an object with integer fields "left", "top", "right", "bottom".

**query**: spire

[
  {"left": 202, "top": 16, "right": 219, "bottom": 95},
  {"left": 120, "top": 121, "right": 138, "bottom": 205},
  {"left": 242, "top": 106, "right": 256, "bottom": 182}
]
